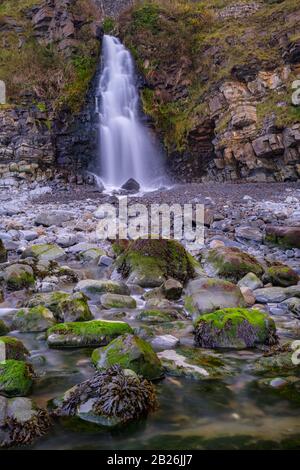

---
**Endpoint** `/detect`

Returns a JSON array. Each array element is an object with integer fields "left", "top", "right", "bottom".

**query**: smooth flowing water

[{"left": 96, "top": 35, "right": 163, "bottom": 190}]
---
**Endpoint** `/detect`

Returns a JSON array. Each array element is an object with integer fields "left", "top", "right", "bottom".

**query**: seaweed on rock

[
  {"left": 56, "top": 365, "right": 157, "bottom": 424},
  {"left": 2, "top": 409, "right": 52, "bottom": 448}
]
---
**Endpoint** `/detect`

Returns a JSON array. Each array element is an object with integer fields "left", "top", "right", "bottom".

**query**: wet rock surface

[{"left": 0, "top": 180, "right": 299, "bottom": 449}]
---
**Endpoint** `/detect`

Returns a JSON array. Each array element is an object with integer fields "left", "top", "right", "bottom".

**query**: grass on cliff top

[
  {"left": 119, "top": 0, "right": 300, "bottom": 152},
  {"left": 0, "top": 0, "right": 99, "bottom": 113}
]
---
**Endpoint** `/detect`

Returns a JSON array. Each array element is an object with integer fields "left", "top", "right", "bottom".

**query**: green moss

[
  {"left": 6, "top": 270, "right": 35, "bottom": 291},
  {"left": 0, "top": 360, "right": 33, "bottom": 397},
  {"left": 195, "top": 308, "right": 277, "bottom": 349},
  {"left": 91, "top": 333, "right": 163, "bottom": 380},
  {"left": 266, "top": 264, "right": 299, "bottom": 287},
  {"left": 47, "top": 320, "right": 133, "bottom": 346},
  {"left": 116, "top": 238, "right": 195, "bottom": 285},
  {"left": 13, "top": 305, "right": 55, "bottom": 332},
  {"left": 136, "top": 310, "right": 176, "bottom": 323},
  {"left": 102, "top": 17, "right": 115, "bottom": 34},
  {"left": 131, "top": 4, "right": 160, "bottom": 33}
]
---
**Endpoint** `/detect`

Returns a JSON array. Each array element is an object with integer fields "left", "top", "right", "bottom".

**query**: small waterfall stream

[{"left": 95, "top": 35, "right": 164, "bottom": 190}]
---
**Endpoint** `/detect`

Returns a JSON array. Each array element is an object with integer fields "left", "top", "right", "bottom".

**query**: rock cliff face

[
  {"left": 0, "top": 0, "right": 102, "bottom": 187},
  {"left": 119, "top": 0, "right": 300, "bottom": 183}
]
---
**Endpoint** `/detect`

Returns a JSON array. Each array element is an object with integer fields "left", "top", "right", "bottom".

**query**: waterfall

[{"left": 95, "top": 35, "right": 164, "bottom": 190}]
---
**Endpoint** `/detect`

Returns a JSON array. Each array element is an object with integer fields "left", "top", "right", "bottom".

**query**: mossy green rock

[
  {"left": 0, "top": 337, "right": 29, "bottom": 361},
  {"left": 204, "top": 247, "right": 264, "bottom": 281},
  {"left": 0, "top": 320, "right": 9, "bottom": 336},
  {"left": 21, "top": 244, "right": 65, "bottom": 261},
  {"left": 185, "top": 277, "right": 245, "bottom": 321},
  {"left": 12, "top": 306, "right": 56, "bottom": 332},
  {"left": 254, "top": 350, "right": 299, "bottom": 374},
  {"left": 4, "top": 264, "right": 35, "bottom": 291},
  {"left": 194, "top": 308, "right": 277, "bottom": 349},
  {"left": 116, "top": 238, "right": 195, "bottom": 288},
  {"left": 100, "top": 293, "right": 137, "bottom": 309},
  {"left": 74, "top": 280, "right": 130, "bottom": 301},
  {"left": 78, "top": 248, "right": 105, "bottom": 263},
  {"left": 91, "top": 334, "right": 163, "bottom": 380},
  {"left": 0, "top": 239, "right": 7, "bottom": 263},
  {"left": 136, "top": 309, "right": 181, "bottom": 324},
  {"left": 47, "top": 320, "right": 133, "bottom": 349},
  {"left": 265, "top": 226, "right": 300, "bottom": 249},
  {"left": 27, "top": 291, "right": 92, "bottom": 322},
  {"left": 0, "top": 360, "right": 33, "bottom": 397},
  {"left": 265, "top": 263, "right": 299, "bottom": 287}
]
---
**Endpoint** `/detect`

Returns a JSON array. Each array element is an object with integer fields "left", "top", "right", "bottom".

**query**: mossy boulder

[
  {"left": 203, "top": 247, "right": 264, "bottom": 281},
  {"left": 238, "top": 272, "right": 263, "bottom": 290},
  {"left": 47, "top": 320, "right": 133, "bottom": 349},
  {"left": 21, "top": 244, "right": 65, "bottom": 262},
  {"left": 0, "top": 337, "right": 29, "bottom": 361},
  {"left": 194, "top": 308, "right": 277, "bottom": 349},
  {"left": 254, "top": 347, "right": 299, "bottom": 374},
  {"left": 0, "top": 320, "right": 9, "bottom": 336},
  {"left": 12, "top": 306, "right": 56, "bottom": 332},
  {"left": 136, "top": 309, "right": 182, "bottom": 324},
  {"left": 115, "top": 238, "right": 195, "bottom": 288},
  {"left": 91, "top": 334, "right": 164, "bottom": 380},
  {"left": 100, "top": 293, "right": 137, "bottom": 309},
  {"left": 27, "top": 291, "right": 92, "bottom": 322},
  {"left": 265, "top": 263, "right": 299, "bottom": 288},
  {"left": 0, "top": 239, "right": 7, "bottom": 263},
  {"left": 74, "top": 280, "right": 130, "bottom": 301},
  {"left": 0, "top": 360, "right": 33, "bottom": 397},
  {"left": 162, "top": 278, "right": 183, "bottom": 300},
  {"left": 265, "top": 226, "right": 300, "bottom": 249},
  {"left": 185, "top": 277, "right": 245, "bottom": 321},
  {"left": 78, "top": 248, "right": 105, "bottom": 263},
  {"left": 4, "top": 264, "right": 35, "bottom": 291}
]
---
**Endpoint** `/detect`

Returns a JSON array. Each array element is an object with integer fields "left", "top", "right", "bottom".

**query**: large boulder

[
  {"left": 194, "top": 308, "right": 277, "bottom": 349},
  {"left": 74, "top": 280, "right": 130, "bottom": 301},
  {"left": 254, "top": 285, "right": 300, "bottom": 303},
  {"left": 91, "top": 334, "right": 164, "bottom": 380},
  {"left": 185, "top": 277, "right": 245, "bottom": 321},
  {"left": 0, "top": 239, "right": 7, "bottom": 263},
  {"left": 55, "top": 366, "right": 157, "bottom": 427},
  {"left": 47, "top": 320, "right": 133, "bottom": 348},
  {"left": 0, "top": 360, "right": 33, "bottom": 397},
  {"left": 35, "top": 210, "right": 74, "bottom": 227},
  {"left": 121, "top": 178, "right": 140, "bottom": 192},
  {"left": 115, "top": 239, "right": 196, "bottom": 288},
  {"left": 203, "top": 247, "right": 264, "bottom": 281},
  {"left": 265, "top": 262, "right": 299, "bottom": 287},
  {"left": 100, "top": 293, "right": 137, "bottom": 309},
  {"left": 4, "top": 264, "right": 35, "bottom": 291},
  {"left": 265, "top": 226, "right": 300, "bottom": 249},
  {"left": 0, "top": 396, "right": 51, "bottom": 447},
  {"left": 12, "top": 306, "right": 56, "bottom": 332},
  {"left": 0, "top": 337, "right": 29, "bottom": 361},
  {"left": 21, "top": 244, "right": 65, "bottom": 262},
  {"left": 27, "top": 291, "right": 93, "bottom": 322}
]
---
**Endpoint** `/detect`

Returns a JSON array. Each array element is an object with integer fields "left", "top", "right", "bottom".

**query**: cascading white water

[{"left": 96, "top": 35, "right": 163, "bottom": 190}]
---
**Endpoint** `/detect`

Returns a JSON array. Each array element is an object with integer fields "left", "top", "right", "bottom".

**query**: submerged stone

[
  {"left": 100, "top": 293, "right": 137, "bottom": 309},
  {"left": 74, "top": 279, "right": 130, "bottom": 301}
]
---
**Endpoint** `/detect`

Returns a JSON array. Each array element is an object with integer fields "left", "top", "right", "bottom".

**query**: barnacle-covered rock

[
  {"left": 0, "top": 397, "right": 51, "bottom": 448},
  {"left": 55, "top": 365, "right": 157, "bottom": 427}
]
